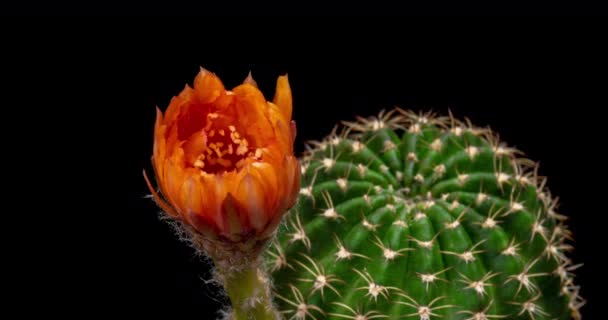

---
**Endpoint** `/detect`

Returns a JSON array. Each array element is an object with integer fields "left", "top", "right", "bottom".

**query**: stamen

[{"left": 193, "top": 124, "right": 257, "bottom": 173}]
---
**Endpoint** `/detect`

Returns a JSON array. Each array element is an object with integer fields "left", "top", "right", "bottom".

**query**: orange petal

[
  {"left": 266, "top": 102, "right": 291, "bottom": 151},
  {"left": 273, "top": 75, "right": 292, "bottom": 121},
  {"left": 164, "top": 114, "right": 181, "bottom": 154},
  {"left": 187, "top": 210, "right": 218, "bottom": 240},
  {"left": 284, "top": 156, "right": 301, "bottom": 209},
  {"left": 164, "top": 149, "right": 188, "bottom": 216},
  {"left": 153, "top": 108, "right": 168, "bottom": 188},
  {"left": 143, "top": 169, "right": 179, "bottom": 218},
  {"left": 194, "top": 67, "right": 225, "bottom": 104},
  {"left": 199, "top": 171, "right": 227, "bottom": 232},
  {"left": 182, "top": 129, "right": 207, "bottom": 166},
  {"left": 232, "top": 84, "right": 275, "bottom": 146},
  {"left": 248, "top": 161, "right": 279, "bottom": 215},
  {"left": 179, "top": 175, "right": 204, "bottom": 227},
  {"left": 164, "top": 84, "right": 196, "bottom": 127},
  {"left": 290, "top": 120, "right": 297, "bottom": 145},
  {"left": 274, "top": 118, "right": 291, "bottom": 154},
  {"left": 154, "top": 106, "right": 164, "bottom": 133},
  {"left": 221, "top": 193, "right": 244, "bottom": 241},
  {"left": 235, "top": 173, "right": 268, "bottom": 232},
  {"left": 260, "top": 207, "right": 286, "bottom": 240}
]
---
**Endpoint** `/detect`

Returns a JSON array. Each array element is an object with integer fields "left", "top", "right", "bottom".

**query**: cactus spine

[{"left": 265, "top": 109, "right": 584, "bottom": 319}]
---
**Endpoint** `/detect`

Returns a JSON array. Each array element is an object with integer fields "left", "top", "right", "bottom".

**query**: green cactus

[{"left": 265, "top": 109, "right": 584, "bottom": 320}]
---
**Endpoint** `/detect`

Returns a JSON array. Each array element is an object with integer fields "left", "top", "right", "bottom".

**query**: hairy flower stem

[
  {"left": 188, "top": 229, "right": 279, "bottom": 320},
  {"left": 219, "top": 261, "right": 279, "bottom": 320}
]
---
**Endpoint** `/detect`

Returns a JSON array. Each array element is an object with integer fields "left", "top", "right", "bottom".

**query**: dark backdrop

[{"left": 8, "top": 23, "right": 603, "bottom": 318}]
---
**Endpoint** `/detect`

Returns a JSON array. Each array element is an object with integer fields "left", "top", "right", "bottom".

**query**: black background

[
  {"left": 6, "top": 21, "right": 604, "bottom": 318},
  {"left": 3, "top": 1, "right": 608, "bottom": 15}
]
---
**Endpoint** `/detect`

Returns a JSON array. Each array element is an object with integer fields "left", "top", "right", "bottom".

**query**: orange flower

[{"left": 145, "top": 68, "right": 300, "bottom": 242}]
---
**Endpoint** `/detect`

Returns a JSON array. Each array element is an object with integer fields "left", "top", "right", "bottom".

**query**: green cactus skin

[{"left": 265, "top": 109, "right": 584, "bottom": 320}]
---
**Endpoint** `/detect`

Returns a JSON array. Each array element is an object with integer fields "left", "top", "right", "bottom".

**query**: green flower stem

[
  {"left": 187, "top": 227, "right": 279, "bottom": 320},
  {"left": 221, "top": 262, "right": 278, "bottom": 320}
]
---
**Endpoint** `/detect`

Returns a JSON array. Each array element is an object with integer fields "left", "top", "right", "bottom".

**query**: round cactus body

[{"left": 265, "top": 109, "right": 583, "bottom": 320}]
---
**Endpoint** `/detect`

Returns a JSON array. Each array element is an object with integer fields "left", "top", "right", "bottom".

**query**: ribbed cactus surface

[{"left": 265, "top": 109, "right": 583, "bottom": 320}]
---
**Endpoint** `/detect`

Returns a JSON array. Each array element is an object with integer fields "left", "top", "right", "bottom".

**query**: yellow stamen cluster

[{"left": 193, "top": 116, "right": 262, "bottom": 173}]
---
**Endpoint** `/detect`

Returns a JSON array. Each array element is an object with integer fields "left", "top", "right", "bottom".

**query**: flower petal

[
  {"left": 153, "top": 107, "right": 168, "bottom": 193},
  {"left": 289, "top": 120, "right": 297, "bottom": 145},
  {"left": 163, "top": 84, "right": 196, "bottom": 132},
  {"left": 182, "top": 129, "right": 207, "bottom": 166},
  {"left": 248, "top": 161, "right": 279, "bottom": 216},
  {"left": 143, "top": 169, "right": 178, "bottom": 218},
  {"left": 221, "top": 192, "right": 244, "bottom": 241},
  {"left": 164, "top": 148, "right": 188, "bottom": 216},
  {"left": 194, "top": 68, "right": 225, "bottom": 104},
  {"left": 273, "top": 75, "right": 292, "bottom": 121},
  {"left": 179, "top": 175, "right": 204, "bottom": 227},
  {"left": 232, "top": 84, "right": 274, "bottom": 147},
  {"left": 199, "top": 171, "right": 227, "bottom": 232},
  {"left": 265, "top": 103, "right": 291, "bottom": 152},
  {"left": 236, "top": 173, "right": 267, "bottom": 232},
  {"left": 284, "top": 155, "right": 301, "bottom": 209}
]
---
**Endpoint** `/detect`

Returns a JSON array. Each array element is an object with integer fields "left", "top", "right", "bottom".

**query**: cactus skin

[{"left": 265, "top": 109, "right": 584, "bottom": 320}]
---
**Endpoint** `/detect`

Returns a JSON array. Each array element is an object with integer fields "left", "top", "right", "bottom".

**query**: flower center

[{"left": 192, "top": 114, "right": 261, "bottom": 174}]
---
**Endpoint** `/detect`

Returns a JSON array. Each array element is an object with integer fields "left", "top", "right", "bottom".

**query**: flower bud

[{"left": 145, "top": 68, "right": 300, "bottom": 248}]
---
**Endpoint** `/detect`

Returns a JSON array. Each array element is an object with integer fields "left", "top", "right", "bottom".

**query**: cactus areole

[{"left": 266, "top": 109, "right": 583, "bottom": 320}]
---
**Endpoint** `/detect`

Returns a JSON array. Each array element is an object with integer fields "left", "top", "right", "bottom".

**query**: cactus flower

[{"left": 145, "top": 68, "right": 300, "bottom": 244}]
